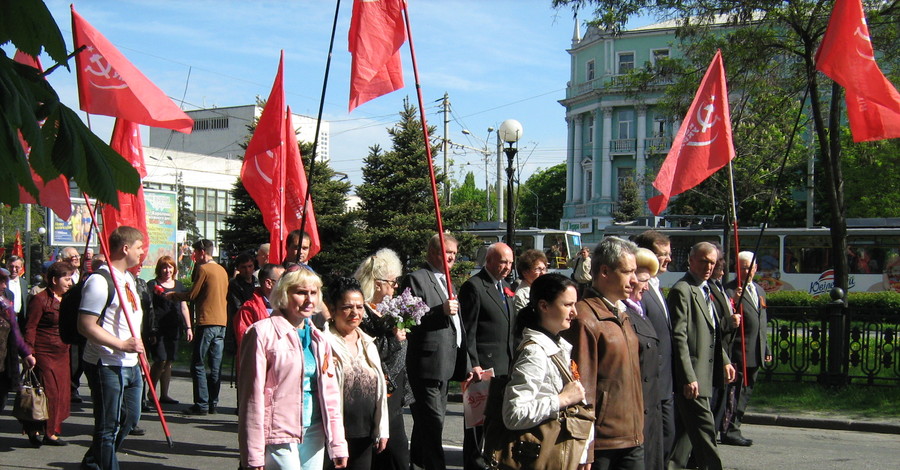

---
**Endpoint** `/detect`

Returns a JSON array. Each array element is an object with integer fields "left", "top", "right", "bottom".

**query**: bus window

[
  {"left": 566, "top": 233, "right": 583, "bottom": 262},
  {"left": 512, "top": 235, "right": 536, "bottom": 257},
  {"left": 737, "top": 235, "right": 780, "bottom": 272},
  {"left": 543, "top": 235, "right": 566, "bottom": 268},
  {"left": 784, "top": 236, "right": 832, "bottom": 274},
  {"left": 847, "top": 236, "right": 900, "bottom": 275},
  {"left": 668, "top": 235, "right": 719, "bottom": 273}
]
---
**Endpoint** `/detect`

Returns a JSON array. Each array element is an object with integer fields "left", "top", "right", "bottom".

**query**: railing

[
  {"left": 760, "top": 303, "right": 900, "bottom": 386},
  {"left": 645, "top": 136, "right": 672, "bottom": 154},
  {"left": 610, "top": 139, "right": 636, "bottom": 153},
  {"left": 566, "top": 75, "right": 676, "bottom": 99}
]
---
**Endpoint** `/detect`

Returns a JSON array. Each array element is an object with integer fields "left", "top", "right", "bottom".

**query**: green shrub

[{"left": 767, "top": 290, "right": 900, "bottom": 314}]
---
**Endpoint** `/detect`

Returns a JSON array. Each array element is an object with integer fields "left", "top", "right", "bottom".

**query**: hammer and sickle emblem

[
  {"left": 254, "top": 150, "right": 276, "bottom": 184},
  {"left": 85, "top": 53, "right": 128, "bottom": 89},
  {"left": 853, "top": 25, "right": 876, "bottom": 61},
  {"left": 697, "top": 101, "right": 720, "bottom": 133}
]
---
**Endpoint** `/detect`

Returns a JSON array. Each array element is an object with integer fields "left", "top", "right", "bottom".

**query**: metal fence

[{"left": 760, "top": 302, "right": 900, "bottom": 386}]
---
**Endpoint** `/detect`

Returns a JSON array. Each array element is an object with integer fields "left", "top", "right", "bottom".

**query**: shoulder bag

[{"left": 12, "top": 367, "right": 49, "bottom": 423}]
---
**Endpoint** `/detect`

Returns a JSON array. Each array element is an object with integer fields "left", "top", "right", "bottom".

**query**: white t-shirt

[
  {"left": 80, "top": 266, "right": 143, "bottom": 367},
  {"left": 8, "top": 277, "right": 22, "bottom": 313}
]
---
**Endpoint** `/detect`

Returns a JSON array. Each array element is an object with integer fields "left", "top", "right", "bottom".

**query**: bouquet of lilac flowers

[{"left": 376, "top": 287, "right": 429, "bottom": 332}]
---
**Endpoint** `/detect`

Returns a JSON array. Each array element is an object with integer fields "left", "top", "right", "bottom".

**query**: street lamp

[
  {"left": 37, "top": 226, "right": 46, "bottom": 264},
  {"left": 498, "top": 119, "right": 523, "bottom": 249}
]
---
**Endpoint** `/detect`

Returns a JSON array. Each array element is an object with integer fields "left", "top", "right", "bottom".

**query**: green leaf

[{"left": 0, "top": 0, "right": 69, "bottom": 65}]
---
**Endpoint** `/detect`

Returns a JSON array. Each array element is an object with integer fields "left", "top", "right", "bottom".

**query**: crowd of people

[{"left": 0, "top": 226, "right": 770, "bottom": 470}]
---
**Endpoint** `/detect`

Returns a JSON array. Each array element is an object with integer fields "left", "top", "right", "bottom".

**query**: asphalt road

[{"left": 1, "top": 375, "right": 897, "bottom": 469}]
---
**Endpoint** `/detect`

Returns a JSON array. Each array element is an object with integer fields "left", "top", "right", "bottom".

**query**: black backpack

[{"left": 59, "top": 270, "right": 115, "bottom": 345}]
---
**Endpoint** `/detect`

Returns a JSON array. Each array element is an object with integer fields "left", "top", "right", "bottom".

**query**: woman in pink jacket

[{"left": 238, "top": 267, "right": 348, "bottom": 470}]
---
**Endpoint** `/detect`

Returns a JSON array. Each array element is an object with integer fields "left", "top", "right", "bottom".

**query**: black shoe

[
  {"left": 27, "top": 432, "right": 42, "bottom": 448},
  {"left": 129, "top": 426, "right": 146, "bottom": 436},
  {"left": 42, "top": 436, "right": 68, "bottom": 446},
  {"left": 183, "top": 405, "right": 208, "bottom": 416},
  {"left": 208, "top": 405, "right": 217, "bottom": 415},
  {"left": 71, "top": 393, "right": 83, "bottom": 404},
  {"left": 721, "top": 435, "right": 753, "bottom": 446},
  {"left": 160, "top": 396, "right": 180, "bottom": 404}
]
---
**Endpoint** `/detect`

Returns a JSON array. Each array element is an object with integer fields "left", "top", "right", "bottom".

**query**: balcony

[
  {"left": 644, "top": 136, "right": 672, "bottom": 154},
  {"left": 566, "top": 74, "right": 676, "bottom": 100},
  {"left": 610, "top": 139, "right": 636, "bottom": 153}
]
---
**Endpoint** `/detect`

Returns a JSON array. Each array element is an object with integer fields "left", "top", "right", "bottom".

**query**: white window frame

[
  {"left": 617, "top": 51, "right": 635, "bottom": 74},
  {"left": 618, "top": 109, "right": 634, "bottom": 139},
  {"left": 586, "top": 59, "right": 595, "bottom": 81},
  {"left": 650, "top": 48, "right": 670, "bottom": 66}
]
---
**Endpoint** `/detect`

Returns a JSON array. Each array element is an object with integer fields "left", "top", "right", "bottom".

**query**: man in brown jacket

[
  {"left": 562, "top": 236, "right": 644, "bottom": 469},
  {"left": 167, "top": 239, "right": 229, "bottom": 415}
]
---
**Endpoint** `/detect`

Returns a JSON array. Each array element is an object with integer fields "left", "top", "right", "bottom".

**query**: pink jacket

[{"left": 238, "top": 314, "right": 347, "bottom": 468}]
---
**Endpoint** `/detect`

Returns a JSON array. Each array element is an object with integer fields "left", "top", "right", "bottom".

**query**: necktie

[
  {"left": 497, "top": 282, "right": 510, "bottom": 314},
  {"left": 702, "top": 284, "right": 717, "bottom": 326},
  {"left": 625, "top": 299, "right": 643, "bottom": 317},
  {"left": 747, "top": 282, "right": 759, "bottom": 309}
]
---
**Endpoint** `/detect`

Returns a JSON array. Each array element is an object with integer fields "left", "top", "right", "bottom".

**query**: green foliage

[
  {"left": 452, "top": 172, "right": 493, "bottom": 221},
  {"left": 175, "top": 173, "right": 201, "bottom": 243},
  {"left": 766, "top": 290, "right": 900, "bottom": 313},
  {"left": 357, "top": 98, "right": 480, "bottom": 268},
  {"left": 752, "top": 382, "right": 900, "bottom": 419},
  {"left": 516, "top": 163, "right": 566, "bottom": 228},
  {"left": 0, "top": 3, "right": 140, "bottom": 208},
  {"left": 612, "top": 177, "right": 642, "bottom": 222},
  {"left": 218, "top": 177, "right": 268, "bottom": 256},
  {"left": 840, "top": 132, "right": 900, "bottom": 218}
]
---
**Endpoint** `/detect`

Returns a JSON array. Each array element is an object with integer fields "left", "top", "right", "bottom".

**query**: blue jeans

[
  {"left": 81, "top": 362, "right": 142, "bottom": 470},
  {"left": 191, "top": 325, "right": 225, "bottom": 410}
]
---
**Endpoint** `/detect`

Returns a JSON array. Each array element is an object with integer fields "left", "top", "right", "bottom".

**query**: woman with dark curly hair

[
  {"left": 323, "top": 277, "right": 389, "bottom": 470},
  {"left": 23, "top": 261, "right": 76, "bottom": 446}
]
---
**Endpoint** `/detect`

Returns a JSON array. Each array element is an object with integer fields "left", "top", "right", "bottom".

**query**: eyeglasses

[{"left": 377, "top": 279, "right": 399, "bottom": 288}]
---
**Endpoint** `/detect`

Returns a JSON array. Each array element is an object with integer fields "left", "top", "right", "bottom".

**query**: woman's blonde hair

[
  {"left": 269, "top": 267, "right": 322, "bottom": 311},
  {"left": 634, "top": 247, "right": 660, "bottom": 277},
  {"left": 353, "top": 248, "right": 403, "bottom": 302}
]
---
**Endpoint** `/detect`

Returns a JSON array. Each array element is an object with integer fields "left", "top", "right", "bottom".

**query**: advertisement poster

[
  {"left": 49, "top": 199, "right": 99, "bottom": 247},
  {"left": 142, "top": 189, "right": 178, "bottom": 279}
]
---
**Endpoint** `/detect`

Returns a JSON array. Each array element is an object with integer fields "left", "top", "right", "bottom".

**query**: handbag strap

[
  {"left": 549, "top": 351, "right": 576, "bottom": 384},
  {"left": 19, "top": 366, "right": 41, "bottom": 387}
]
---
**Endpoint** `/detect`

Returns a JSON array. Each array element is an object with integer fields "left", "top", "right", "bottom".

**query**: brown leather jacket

[{"left": 561, "top": 288, "right": 644, "bottom": 455}]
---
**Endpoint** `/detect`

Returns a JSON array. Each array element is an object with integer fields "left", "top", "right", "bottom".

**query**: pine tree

[{"left": 612, "top": 177, "right": 642, "bottom": 222}]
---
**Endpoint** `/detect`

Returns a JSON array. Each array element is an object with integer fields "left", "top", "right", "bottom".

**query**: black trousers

[
  {"left": 595, "top": 445, "right": 646, "bottom": 470},
  {"left": 724, "top": 366, "right": 758, "bottom": 439},
  {"left": 668, "top": 395, "right": 722, "bottom": 470},
  {"left": 409, "top": 377, "right": 449, "bottom": 470}
]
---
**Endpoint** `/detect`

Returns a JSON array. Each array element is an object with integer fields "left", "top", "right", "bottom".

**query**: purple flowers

[{"left": 376, "top": 287, "right": 429, "bottom": 332}]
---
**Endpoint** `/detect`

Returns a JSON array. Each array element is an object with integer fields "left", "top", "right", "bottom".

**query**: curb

[{"left": 741, "top": 413, "right": 900, "bottom": 435}]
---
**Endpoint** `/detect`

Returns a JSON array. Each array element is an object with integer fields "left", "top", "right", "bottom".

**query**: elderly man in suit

[
  {"left": 403, "top": 233, "right": 468, "bottom": 470},
  {"left": 459, "top": 242, "right": 515, "bottom": 470},
  {"left": 722, "top": 251, "right": 771, "bottom": 447},
  {"left": 633, "top": 230, "right": 676, "bottom": 464},
  {"left": 6, "top": 256, "right": 27, "bottom": 322},
  {"left": 666, "top": 242, "right": 735, "bottom": 470}
]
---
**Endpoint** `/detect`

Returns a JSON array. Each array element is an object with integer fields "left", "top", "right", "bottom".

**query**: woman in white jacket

[
  {"left": 323, "top": 277, "right": 389, "bottom": 470},
  {"left": 502, "top": 273, "right": 592, "bottom": 469}
]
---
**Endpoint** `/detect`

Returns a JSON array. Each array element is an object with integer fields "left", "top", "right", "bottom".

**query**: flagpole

[
  {"left": 727, "top": 161, "right": 749, "bottom": 387},
  {"left": 82, "top": 197, "right": 174, "bottom": 447},
  {"left": 297, "top": 0, "right": 342, "bottom": 263},
  {"left": 401, "top": 1, "right": 454, "bottom": 295}
]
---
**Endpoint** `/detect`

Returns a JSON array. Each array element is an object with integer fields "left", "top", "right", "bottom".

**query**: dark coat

[
  {"left": 629, "top": 305, "right": 664, "bottom": 470},
  {"left": 725, "top": 280, "right": 769, "bottom": 368},
  {"left": 459, "top": 268, "right": 516, "bottom": 377},
  {"left": 640, "top": 283, "right": 673, "bottom": 401},
  {"left": 402, "top": 267, "right": 468, "bottom": 382}
]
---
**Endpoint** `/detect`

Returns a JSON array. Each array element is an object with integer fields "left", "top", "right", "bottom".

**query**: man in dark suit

[
  {"left": 404, "top": 233, "right": 468, "bottom": 470},
  {"left": 667, "top": 242, "right": 735, "bottom": 470},
  {"left": 722, "top": 251, "right": 770, "bottom": 447},
  {"left": 459, "top": 242, "right": 515, "bottom": 470},
  {"left": 633, "top": 230, "right": 677, "bottom": 464}
]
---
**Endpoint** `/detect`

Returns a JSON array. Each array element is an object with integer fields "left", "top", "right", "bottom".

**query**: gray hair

[
  {"left": 592, "top": 236, "right": 638, "bottom": 276},
  {"left": 689, "top": 241, "right": 718, "bottom": 258},
  {"left": 737, "top": 251, "right": 756, "bottom": 265}
]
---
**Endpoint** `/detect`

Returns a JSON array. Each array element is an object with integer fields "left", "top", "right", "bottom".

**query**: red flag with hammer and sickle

[
  {"left": 648, "top": 50, "right": 735, "bottom": 215},
  {"left": 71, "top": 5, "right": 193, "bottom": 133}
]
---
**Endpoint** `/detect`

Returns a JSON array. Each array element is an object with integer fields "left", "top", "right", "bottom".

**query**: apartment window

[
  {"left": 585, "top": 169, "right": 593, "bottom": 199},
  {"left": 651, "top": 49, "right": 669, "bottom": 64},
  {"left": 192, "top": 117, "right": 229, "bottom": 132},
  {"left": 587, "top": 122, "right": 594, "bottom": 144},
  {"left": 618, "top": 52, "right": 634, "bottom": 74},
  {"left": 616, "top": 167, "right": 635, "bottom": 198},
  {"left": 586, "top": 60, "right": 595, "bottom": 81},
  {"left": 654, "top": 117, "right": 668, "bottom": 136},
  {"left": 618, "top": 109, "right": 634, "bottom": 139}
]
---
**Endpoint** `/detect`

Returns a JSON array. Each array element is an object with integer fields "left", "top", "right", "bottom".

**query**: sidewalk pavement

[{"left": 1, "top": 373, "right": 897, "bottom": 470}]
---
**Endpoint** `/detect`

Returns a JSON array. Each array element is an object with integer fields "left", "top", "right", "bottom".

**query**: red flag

[
  {"left": 648, "top": 50, "right": 734, "bottom": 215},
  {"left": 102, "top": 120, "right": 149, "bottom": 263},
  {"left": 348, "top": 0, "right": 406, "bottom": 111},
  {"left": 815, "top": 0, "right": 900, "bottom": 142},
  {"left": 284, "top": 108, "right": 321, "bottom": 260},
  {"left": 13, "top": 51, "right": 74, "bottom": 219},
  {"left": 71, "top": 6, "right": 193, "bottom": 133},
  {"left": 241, "top": 53, "right": 287, "bottom": 264},
  {"left": 13, "top": 231, "right": 24, "bottom": 259}
]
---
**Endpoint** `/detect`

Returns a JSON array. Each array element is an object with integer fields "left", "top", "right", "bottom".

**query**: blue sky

[{"left": 32, "top": 1, "right": 595, "bottom": 189}]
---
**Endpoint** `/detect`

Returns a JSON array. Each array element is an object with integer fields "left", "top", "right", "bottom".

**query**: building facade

[
  {"left": 148, "top": 105, "right": 330, "bottom": 162},
  {"left": 559, "top": 21, "right": 680, "bottom": 243}
]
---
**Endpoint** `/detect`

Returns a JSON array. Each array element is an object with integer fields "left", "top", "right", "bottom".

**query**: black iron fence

[{"left": 760, "top": 300, "right": 900, "bottom": 386}]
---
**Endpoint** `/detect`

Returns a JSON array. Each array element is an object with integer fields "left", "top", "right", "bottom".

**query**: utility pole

[
  {"left": 496, "top": 132, "right": 503, "bottom": 222},
  {"left": 441, "top": 92, "right": 451, "bottom": 205}
]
